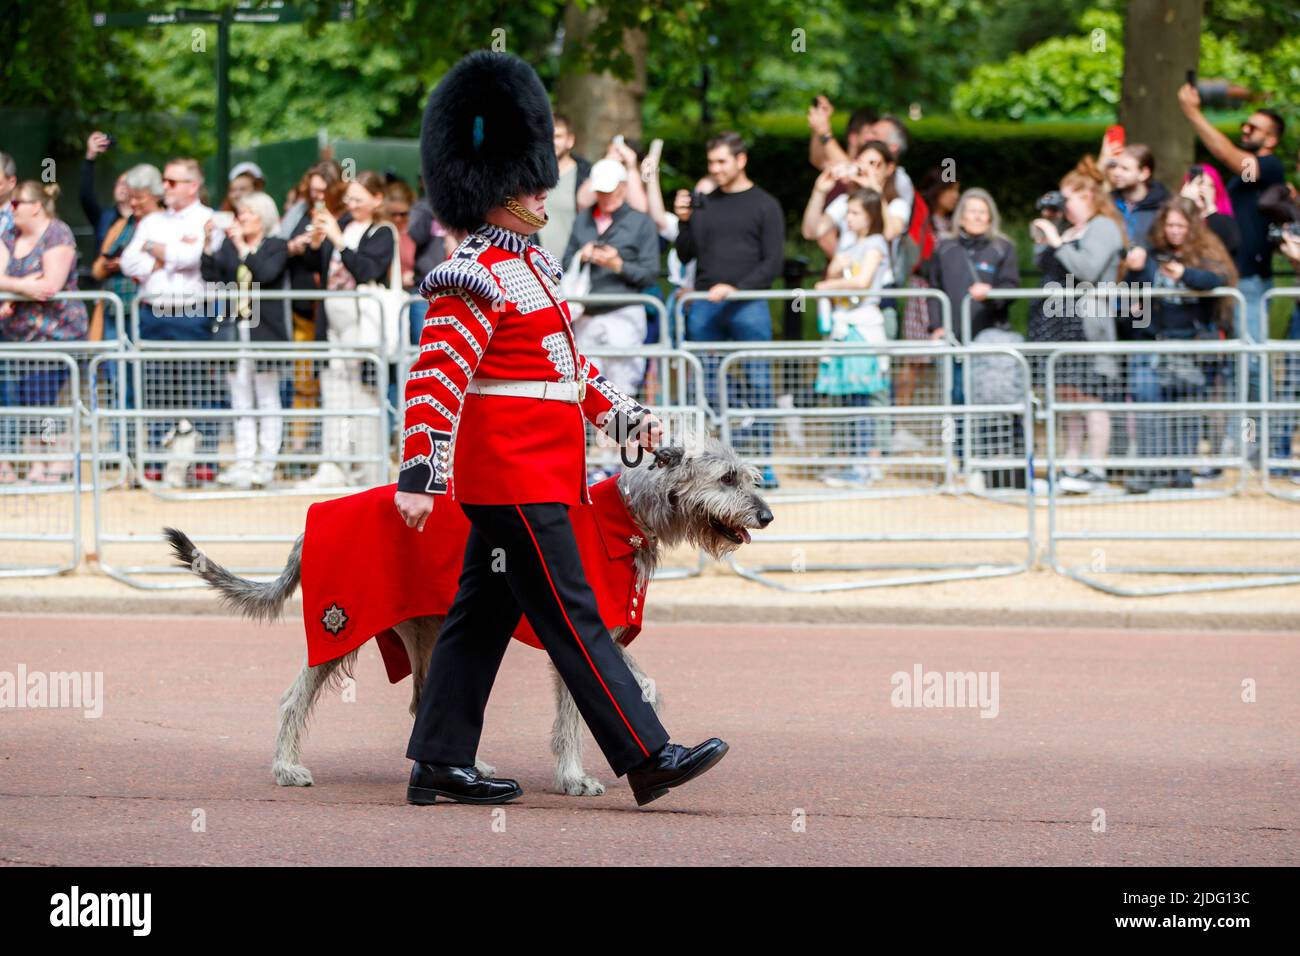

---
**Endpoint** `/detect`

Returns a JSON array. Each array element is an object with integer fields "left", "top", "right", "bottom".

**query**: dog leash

[{"left": 618, "top": 443, "right": 681, "bottom": 469}]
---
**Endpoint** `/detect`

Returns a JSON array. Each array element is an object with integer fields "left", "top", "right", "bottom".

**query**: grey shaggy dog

[{"left": 163, "top": 435, "right": 772, "bottom": 796}]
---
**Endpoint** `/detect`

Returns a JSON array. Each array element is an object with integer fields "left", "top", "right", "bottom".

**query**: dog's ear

[{"left": 653, "top": 445, "right": 685, "bottom": 469}]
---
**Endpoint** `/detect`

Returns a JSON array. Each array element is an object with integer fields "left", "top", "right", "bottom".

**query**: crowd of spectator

[{"left": 2, "top": 74, "right": 1299, "bottom": 494}]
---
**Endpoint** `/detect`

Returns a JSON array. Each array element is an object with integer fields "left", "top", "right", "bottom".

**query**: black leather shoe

[
  {"left": 626, "top": 738, "right": 728, "bottom": 807},
  {"left": 407, "top": 762, "right": 523, "bottom": 805}
]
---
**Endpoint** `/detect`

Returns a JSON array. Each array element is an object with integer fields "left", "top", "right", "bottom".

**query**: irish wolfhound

[{"left": 164, "top": 435, "right": 772, "bottom": 796}]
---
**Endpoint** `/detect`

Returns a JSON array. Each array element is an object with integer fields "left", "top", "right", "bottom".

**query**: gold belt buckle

[{"left": 578, "top": 378, "right": 586, "bottom": 403}]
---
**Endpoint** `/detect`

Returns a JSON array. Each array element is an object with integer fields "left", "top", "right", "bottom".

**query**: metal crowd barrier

[
  {"left": 87, "top": 348, "right": 389, "bottom": 589},
  {"left": 675, "top": 286, "right": 955, "bottom": 347},
  {"left": 0, "top": 351, "right": 81, "bottom": 577},
  {"left": 0, "top": 290, "right": 127, "bottom": 351},
  {"left": 129, "top": 288, "right": 394, "bottom": 350},
  {"left": 130, "top": 289, "right": 401, "bottom": 491},
  {"left": 958, "top": 285, "right": 1248, "bottom": 346},
  {"left": 1, "top": 291, "right": 130, "bottom": 490},
  {"left": 4, "top": 285, "right": 1298, "bottom": 597},
  {"left": 1045, "top": 341, "right": 1300, "bottom": 595},
  {"left": 715, "top": 344, "right": 1035, "bottom": 591},
  {"left": 1260, "top": 287, "right": 1300, "bottom": 502},
  {"left": 674, "top": 287, "right": 956, "bottom": 429},
  {"left": 955, "top": 286, "right": 1251, "bottom": 507}
]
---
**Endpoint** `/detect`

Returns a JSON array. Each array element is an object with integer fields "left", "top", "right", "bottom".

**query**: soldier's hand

[
  {"left": 636, "top": 413, "right": 665, "bottom": 452},
  {"left": 394, "top": 490, "right": 434, "bottom": 532}
]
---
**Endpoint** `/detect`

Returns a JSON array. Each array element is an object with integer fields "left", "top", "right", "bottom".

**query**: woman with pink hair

[{"left": 1181, "top": 163, "right": 1240, "bottom": 259}]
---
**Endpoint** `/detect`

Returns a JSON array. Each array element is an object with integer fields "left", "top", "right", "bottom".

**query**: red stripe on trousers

[{"left": 514, "top": 504, "right": 651, "bottom": 758}]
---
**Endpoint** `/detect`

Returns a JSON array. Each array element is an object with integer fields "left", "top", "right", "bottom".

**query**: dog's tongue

[{"left": 740, "top": 527, "right": 751, "bottom": 544}]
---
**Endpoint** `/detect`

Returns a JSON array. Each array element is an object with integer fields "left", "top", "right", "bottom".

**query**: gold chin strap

[{"left": 502, "top": 197, "right": 548, "bottom": 228}]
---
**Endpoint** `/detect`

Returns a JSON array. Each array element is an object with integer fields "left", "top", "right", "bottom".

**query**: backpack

[
  {"left": 970, "top": 325, "right": 1026, "bottom": 406},
  {"left": 910, "top": 191, "right": 935, "bottom": 265},
  {"left": 892, "top": 190, "right": 934, "bottom": 285}
]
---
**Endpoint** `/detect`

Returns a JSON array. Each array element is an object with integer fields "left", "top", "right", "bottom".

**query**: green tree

[
  {"left": 122, "top": 20, "right": 426, "bottom": 146},
  {"left": 949, "top": 7, "right": 1290, "bottom": 122}
]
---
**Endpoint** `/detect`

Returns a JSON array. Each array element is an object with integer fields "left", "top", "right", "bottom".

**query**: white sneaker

[
  {"left": 216, "top": 462, "right": 256, "bottom": 490},
  {"left": 890, "top": 427, "right": 928, "bottom": 453},
  {"left": 1058, "top": 468, "right": 1110, "bottom": 494},
  {"left": 822, "top": 465, "right": 874, "bottom": 488},
  {"left": 1057, "top": 469, "right": 1092, "bottom": 494},
  {"left": 1083, "top": 468, "right": 1113, "bottom": 493},
  {"left": 294, "top": 462, "right": 351, "bottom": 490}
]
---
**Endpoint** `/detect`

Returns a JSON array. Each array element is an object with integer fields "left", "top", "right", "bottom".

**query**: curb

[{"left": 2, "top": 593, "right": 1294, "bottom": 632}]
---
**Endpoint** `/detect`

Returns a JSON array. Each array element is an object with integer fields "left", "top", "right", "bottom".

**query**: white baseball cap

[{"left": 588, "top": 158, "right": 628, "bottom": 193}]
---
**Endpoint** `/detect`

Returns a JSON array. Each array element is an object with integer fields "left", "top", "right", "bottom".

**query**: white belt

[{"left": 469, "top": 377, "right": 586, "bottom": 403}]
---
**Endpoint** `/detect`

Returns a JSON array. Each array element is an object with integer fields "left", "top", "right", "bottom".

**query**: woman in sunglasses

[{"left": 0, "top": 180, "right": 88, "bottom": 484}]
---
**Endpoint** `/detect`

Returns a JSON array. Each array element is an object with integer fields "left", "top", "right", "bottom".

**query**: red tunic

[
  {"left": 300, "top": 477, "right": 652, "bottom": 683},
  {"left": 397, "top": 222, "right": 649, "bottom": 505}
]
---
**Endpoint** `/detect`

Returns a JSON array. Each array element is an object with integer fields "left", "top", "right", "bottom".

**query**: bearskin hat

[{"left": 420, "top": 51, "right": 560, "bottom": 233}]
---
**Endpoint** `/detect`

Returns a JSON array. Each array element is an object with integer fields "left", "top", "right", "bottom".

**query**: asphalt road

[{"left": 1, "top": 614, "right": 1295, "bottom": 866}]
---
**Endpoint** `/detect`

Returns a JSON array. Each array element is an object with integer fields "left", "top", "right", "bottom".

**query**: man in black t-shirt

[
  {"left": 1180, "top": 85, "right": 1288, "bottom": 456},
  {"left": 1179, "top": 85, "right": 1286, "bottom": 346},
  {"left": 674, "top": 131, "right": 785, "bottom": 487}
]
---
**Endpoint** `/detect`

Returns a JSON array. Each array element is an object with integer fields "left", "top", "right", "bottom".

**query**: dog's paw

[
  {"left": 273, "top": 761, "right": 314, "bottom": 787},
  {"left": 558, "top": 774, "right": 606, "bottom": 796},
  {"left": 474, "top": 758, "right": 496, "bottom": 778}
]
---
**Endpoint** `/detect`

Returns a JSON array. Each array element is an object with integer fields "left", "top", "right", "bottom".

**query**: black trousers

[{"left": 406, "top": 502, "right": 670, "bottom": 777}]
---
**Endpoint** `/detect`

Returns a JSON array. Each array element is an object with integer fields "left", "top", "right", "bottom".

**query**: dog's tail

[{"left": 163, "top": 526, "right": 303, "bottom": 623}]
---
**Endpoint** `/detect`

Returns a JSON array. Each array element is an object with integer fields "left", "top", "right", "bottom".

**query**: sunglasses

[
  {"left": 10, "top": 198, "right": 37, "bottom": 209},
  {"left": 389, "top": 211, "right": 409, "bottom": 219},
  {"left": 163, "top": 177, "right": 195, "bottom": 187}
]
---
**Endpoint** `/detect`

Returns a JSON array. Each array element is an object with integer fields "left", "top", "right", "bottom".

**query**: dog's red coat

[{"left": 300, "top": 476, "right": 651, "bottom": 683}]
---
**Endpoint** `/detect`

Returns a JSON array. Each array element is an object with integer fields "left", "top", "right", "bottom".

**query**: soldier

[{"left": 393, "top": 51, "right": 728, "bottom": 807}]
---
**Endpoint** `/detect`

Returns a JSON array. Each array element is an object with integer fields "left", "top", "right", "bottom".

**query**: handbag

[
  {"left": 355, "top": 222, "right": 407, "bottom": 362},
  {"left": 559, "top": 249, "right": 591, "bottom": 320},
  {"left": 1154, "top": 351, "right": 1206, "bottom": 390}
]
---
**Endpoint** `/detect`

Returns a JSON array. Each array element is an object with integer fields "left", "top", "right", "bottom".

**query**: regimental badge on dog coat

[
  {"left": 320, "top": 604, "right": 349, "bottom": 637},
  {"left": 300, "top": 477, "right": 652, "bottom": 683}
]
